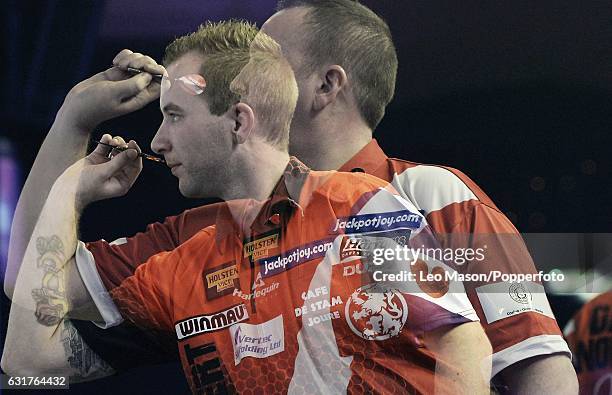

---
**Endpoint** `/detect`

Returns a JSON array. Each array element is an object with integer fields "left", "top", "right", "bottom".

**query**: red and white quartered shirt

[{"left": 339, "top": 139, "right": 570, "bottom": 377}]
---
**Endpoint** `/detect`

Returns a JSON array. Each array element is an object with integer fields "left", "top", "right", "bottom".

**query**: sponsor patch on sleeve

[{"left": 476, "top": 281, "right": 555, "bottom": 324}]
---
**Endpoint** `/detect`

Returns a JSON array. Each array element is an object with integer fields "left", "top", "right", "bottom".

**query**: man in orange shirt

[
  {"left": 3, "top": 20, "right": 491, "bottom": 393},
  {"left": 4, "top": 1, "right": 577, "bottom": 393}
]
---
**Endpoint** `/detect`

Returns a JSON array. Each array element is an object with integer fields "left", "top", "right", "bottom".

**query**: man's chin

[
  {"left": 178, "top": 181, "right": 209, "bottom": 199},
  {"left": 178, "top": 181, "right": 197, "bottom": 198}
]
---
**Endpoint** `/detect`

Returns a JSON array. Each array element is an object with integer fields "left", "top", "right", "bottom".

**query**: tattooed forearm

[
  {"left": 3, "top": 169, "right": 117, "bottom": 382},
  {"left": 31, "top": 235, "right": 68, "bottom": 326},
  {"left": 29, "top": 236, "right": 114, "bottom": 379},
  {"left": 60, "top": 321, "right": 114, "bottom": 378}
]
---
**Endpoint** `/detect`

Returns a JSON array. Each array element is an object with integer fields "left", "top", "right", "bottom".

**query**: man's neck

[
  {"left": 222, "top": 143, "right": 290, "bottom": 202},
  {"left": 290, "top": 116, "right": 372, "bottom": 171}
]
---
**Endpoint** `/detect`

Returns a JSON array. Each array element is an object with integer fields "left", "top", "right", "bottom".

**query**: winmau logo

[{"left": 175, "top": 304, "right": 249, "bottom": 340}]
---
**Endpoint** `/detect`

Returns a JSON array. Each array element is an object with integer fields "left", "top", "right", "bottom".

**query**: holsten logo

[
  {"left": 175, "top": 304, "right": 249, "bottom": 340},
  {"left": 244, "top": 233, "right": 279, "bottom": 259},
  {"left": 204, "top": 262, "right": 239, "bottom": 300},
  {"left": 206, "top": 265, "right": 238, "bottom": 291},
  {"left": 229, "top": 315, "right": 284, "bottom": 365}
]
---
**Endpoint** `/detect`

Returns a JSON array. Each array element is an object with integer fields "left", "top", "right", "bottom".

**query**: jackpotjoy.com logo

[{"left": 332, "top": 210, "right": 422, "bottom": 234}]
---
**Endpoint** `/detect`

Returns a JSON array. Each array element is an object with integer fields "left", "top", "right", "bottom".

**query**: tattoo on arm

[
  {"left": 31, "top": 235, "right": 68, "bottom": 326},
  {"left": 60, "top": 320, "right": 114, "bottom": 378},
  {"left": 31, "top": 235, "right": 114, "bottom": 378}
]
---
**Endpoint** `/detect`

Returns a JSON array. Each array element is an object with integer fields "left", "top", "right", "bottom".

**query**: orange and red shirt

[
  {"left": 77, "top": 140, "right": 570, "bottom": 378},
  {"left": 105, "top": 159, "right": 478, "bottom": 394}
]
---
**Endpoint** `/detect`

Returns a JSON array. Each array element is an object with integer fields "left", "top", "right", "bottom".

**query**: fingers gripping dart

[
  {"left": 92, "top": 139, "right": 166, "bottom": 164},
  {"left": 112, "top": 64, "right": 164, "bottom": 81}
]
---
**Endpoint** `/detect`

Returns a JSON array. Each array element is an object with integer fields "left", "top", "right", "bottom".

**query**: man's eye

[{"left": 168, "top": 113, "right": 181, "bottom": 122}]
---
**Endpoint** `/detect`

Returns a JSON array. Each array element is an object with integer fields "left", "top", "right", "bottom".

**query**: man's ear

[
  {"left": 232, "top": 102, "right": 255, "bottom": 144},
  {"left": 313, "top": 65, "right": 348, "bottom": 111}
]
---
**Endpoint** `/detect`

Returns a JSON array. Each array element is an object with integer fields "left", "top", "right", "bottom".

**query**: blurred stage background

[{"left": 1, "top": 1, "right": 611, "bottom": 393}]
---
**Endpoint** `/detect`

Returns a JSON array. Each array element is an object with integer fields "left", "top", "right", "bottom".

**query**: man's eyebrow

[{"left": 161, "top": 103, "right": 184, "bottom": 113}]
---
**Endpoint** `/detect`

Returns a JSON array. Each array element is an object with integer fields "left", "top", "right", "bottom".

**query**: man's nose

[{"left": 150, "top": 126, "right": 168, "bottom": 155}]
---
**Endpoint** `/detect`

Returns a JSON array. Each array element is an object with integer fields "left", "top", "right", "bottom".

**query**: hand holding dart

[{"left": 92, "top": 139, "right": 165, "bottom": 164}]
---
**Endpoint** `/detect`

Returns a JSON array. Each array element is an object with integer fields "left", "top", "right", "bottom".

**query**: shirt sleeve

[
  {"left": 428, "top": 198, "right": 570, "bottom": 377},
  {"left": 75, "top": 241, "right": 123, "bottom": 328},
  {"left": 79, "top": 249, "right": 180, "bottom": 371},
  {"left": 73, "top": 204, "right": 220, "bottom": 368},
  {"left": 84, "top": 204, "right": 221, "bottom": 291},
  {"left": 109, "top": 249, "right": 177, "bottom": 336},
  {"left": 72, "top": 247, "right": 179, "bottom": 370},
  {"left": 106, "top": 226, "right": 217, "bottom": 356}
]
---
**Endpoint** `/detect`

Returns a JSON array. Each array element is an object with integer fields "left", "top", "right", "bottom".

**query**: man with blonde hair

[{"left": 3, "top": 20, "right": 491, "bottom": 394}]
